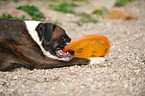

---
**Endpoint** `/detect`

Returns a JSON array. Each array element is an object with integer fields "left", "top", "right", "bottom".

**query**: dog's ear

[
  {"left": 43, "top": 23, "right": 55, "bottom": 45},
  {"left": 36, "top": 23, "right": 43, "bottom": 41},
  {"left": 36, "top": 23, "right": 55, "bottom": 45}
]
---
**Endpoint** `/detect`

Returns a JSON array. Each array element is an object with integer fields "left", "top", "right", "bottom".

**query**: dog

[{"left": 0, "top": 18, "right": 104, "bottom": 71}]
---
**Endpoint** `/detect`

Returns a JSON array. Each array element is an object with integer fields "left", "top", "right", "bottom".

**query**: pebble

[{"left": 0, "top": 0, "right": 145, "bottom": 96}]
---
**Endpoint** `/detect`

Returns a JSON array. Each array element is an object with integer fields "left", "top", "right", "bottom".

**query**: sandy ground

[{"left": 0, "top": 0, "right": 145, "bottom": 96}]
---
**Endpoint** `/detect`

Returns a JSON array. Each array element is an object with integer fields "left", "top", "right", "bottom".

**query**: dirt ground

[{"left": 0, "top": 0, "right": 145, "bottom": 96}]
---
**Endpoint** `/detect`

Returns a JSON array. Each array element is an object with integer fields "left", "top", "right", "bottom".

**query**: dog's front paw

[{"left": 88, "top": 57, "right": 105, "bottom": 65}]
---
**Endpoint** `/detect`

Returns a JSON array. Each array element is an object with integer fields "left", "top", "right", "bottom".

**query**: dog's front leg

[
  {"left": 33, "top": 57, "right": 90, "bottom": 69},
  {"left": 8, "top": 45, "right": 88, "bottom": 69}
]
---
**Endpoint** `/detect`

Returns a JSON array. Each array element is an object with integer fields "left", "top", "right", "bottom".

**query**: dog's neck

[{"left": 24, "top": 21, "right": 41, "bottom": 45}]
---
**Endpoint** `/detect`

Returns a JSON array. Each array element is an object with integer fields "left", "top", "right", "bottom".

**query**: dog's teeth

[
  {"left": 66, "top": 51, "right": 72, "bottom": 57},
  {"left": 67, "top": 52, "right": 70, "bottom": 55}
]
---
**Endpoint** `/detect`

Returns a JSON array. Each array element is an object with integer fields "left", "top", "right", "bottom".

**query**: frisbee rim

[{"left": 63, "top": 35, "right": 110, "bottom": 57}]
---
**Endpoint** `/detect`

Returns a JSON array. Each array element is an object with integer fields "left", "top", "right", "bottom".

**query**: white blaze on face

[{"left": 24, "top": 21, "right": 72, "bottom": 61}]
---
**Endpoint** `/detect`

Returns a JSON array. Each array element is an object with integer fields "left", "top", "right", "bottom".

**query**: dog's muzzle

[{"left": 54, "top": 43, "right": 73, "bottom": 61}]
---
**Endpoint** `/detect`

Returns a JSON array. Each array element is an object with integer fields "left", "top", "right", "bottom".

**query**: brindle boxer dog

[{"left": 0, "top": 18, "right": 104, "bottom": 71}]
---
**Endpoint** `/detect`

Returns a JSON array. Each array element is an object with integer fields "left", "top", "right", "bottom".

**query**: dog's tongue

[
  {"left": 56, "top": 48, "right": 72, "bottom": 57},
  {"left": 57, "top": 49, "right": 67, "bottom": 56}
]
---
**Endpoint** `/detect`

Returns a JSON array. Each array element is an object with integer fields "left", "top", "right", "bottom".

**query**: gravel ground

[{"left": 0, "top": 0, "right": 145, "bottom": 96}]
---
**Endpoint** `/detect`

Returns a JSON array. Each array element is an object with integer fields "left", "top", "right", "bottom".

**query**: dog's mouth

[
  {"left": 55, "top": 48, "right": 71, "bottom": 57},
  {"left": 55, "top": 47, "right": 73, "bottom": 61}
]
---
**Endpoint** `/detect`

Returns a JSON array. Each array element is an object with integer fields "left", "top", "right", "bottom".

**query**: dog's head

[{"left": 35, "top": 23, "right": 72, "bottom": 61}]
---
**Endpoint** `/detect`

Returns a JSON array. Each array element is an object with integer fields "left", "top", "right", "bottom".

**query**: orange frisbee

[{"left": 63, "top": 35, "right": 110, "bottom": 58}]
